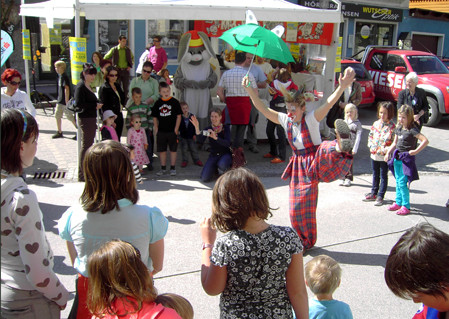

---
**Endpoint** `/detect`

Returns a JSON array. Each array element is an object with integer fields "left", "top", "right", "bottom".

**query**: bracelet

[{"left": 202, "top": 243, "right": 213, "bottom": 250}]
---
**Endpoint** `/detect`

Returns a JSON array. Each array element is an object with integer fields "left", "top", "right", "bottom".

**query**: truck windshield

[
  {"left": 342, "top": 63, "right": 372, "bottom": 81},
  {"left": 407, "top": 56, "right": 449, "bottom": 75}
]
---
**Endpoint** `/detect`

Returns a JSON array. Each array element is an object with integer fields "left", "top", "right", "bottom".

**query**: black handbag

[{"left": 66, "top": 98, "right": 82, "bottom": 113}]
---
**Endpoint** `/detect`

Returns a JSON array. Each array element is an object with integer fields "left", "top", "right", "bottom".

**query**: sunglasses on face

[
  {"left": 9, "top": 81, "right": 20, "bottom": 86},
  {"left": 153, "top": 40, "right": 160, "bottom": 43},
  {"left": 142, "top": 69, "right": 152, "bottom": 73},
  {"left": 133, "top": 121, "right": 141, "bottom": 123},
  {"left": 86, "top": 69, "right": 97, "bottom": 75},
  {"left": 109, "top": 73, "right": 118, "bottom": 77}
]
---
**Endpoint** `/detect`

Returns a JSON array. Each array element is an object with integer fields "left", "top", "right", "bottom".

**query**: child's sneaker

[
  {"left": 195, "top": 160, "right": 203, "bottom": 167},
  {"left": 388, "top": 203, "right": 401, "bottom": 211},
  {"left": 339, "top": 179, "right": 345, "bottom": 186},
  {"left": 170, "top": 169, "right": 177, "bottom": 176},
  {"left": 334, "top": 119, "right": 352, "bottom": 153},
  {"left": 374, "top": 197, "right": 384, "bottom": 206},
  {"left": 363, "top": 193, "right": 377, "bottom": 201},
  {"left": 156, "top": 169, "right": 167, "bottom": 176},
  {"left": 181, "top": 161, "right": 188, "bottom": 168},
  {"left": 396, "top": 206, "right": 410, "bottom": 215},
  {"left": 343, "top": 179, "right": 351, "bottom": 187}
]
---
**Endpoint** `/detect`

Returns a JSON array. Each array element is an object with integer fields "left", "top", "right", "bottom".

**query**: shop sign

[
  {"left": 298, "top": 1, "right": 403, "bottom": 22},
  {"left": 195, "top": 20, "right": 334, "bottom": 46},
  {"left": 22, "top": 29, "right": 31, "bottom": 61},
  {"left": 1, "top": 30, "right": 14, "bottom": 67},
  {"left": 69, "top": 37, "right": 87, "bottom": 85}
]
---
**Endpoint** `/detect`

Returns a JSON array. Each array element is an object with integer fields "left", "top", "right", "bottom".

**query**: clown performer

[
  {"left": 174, "top": 31, "right": 218, "bottom": 129},
  {"left": 242, "top": 67, "right": 356, "bottom": 250}
]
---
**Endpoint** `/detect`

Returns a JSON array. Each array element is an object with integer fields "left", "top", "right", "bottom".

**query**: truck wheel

[{"left": 425, "top": 96, "right": 442, "bottom": 127}]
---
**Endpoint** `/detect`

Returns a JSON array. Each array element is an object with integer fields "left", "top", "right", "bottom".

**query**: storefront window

[
  {"left": 147, "top": 20, "right": 188, "bottom": 61},
  {"left": 98, "top": 20, "right": 129, "bottom": 56},
  {"left": 354, "top": 22, "right": 394, "bottom": 59}
]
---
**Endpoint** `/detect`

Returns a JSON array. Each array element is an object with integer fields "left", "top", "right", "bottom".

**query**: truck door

[{"left": 384, "top": 54, "right": 407, "bottom": 100}]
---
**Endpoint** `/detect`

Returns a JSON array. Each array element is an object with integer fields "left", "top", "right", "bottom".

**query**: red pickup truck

[{"left": 361, "top": 45, "right": 449, "bottom": 126}]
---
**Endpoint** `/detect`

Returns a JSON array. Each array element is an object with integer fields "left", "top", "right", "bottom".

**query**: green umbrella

[{"left": 219, "top": 23, "right": 294, "bottom": 65}]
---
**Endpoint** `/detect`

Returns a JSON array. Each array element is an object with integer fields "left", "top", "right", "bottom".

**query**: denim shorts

[{"left": 1, "top": 283, "right": 60, "bottom": 319}]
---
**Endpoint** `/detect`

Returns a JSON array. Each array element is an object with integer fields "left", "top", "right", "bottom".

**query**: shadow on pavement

[
  {"left": 39, "top": 202, "right": 70, "bottom": 235},
  {"left": 413, "top": 203, "right": 449, "bottom": 222},
  {"left": 166, "top": 216, "right": 196, "bottom": 225},
  {"left": 53, "top": 255, "right": 78, "bottom": 276},
  {"left": 307, "top": 248, "right": 389, "bottom": 268}
]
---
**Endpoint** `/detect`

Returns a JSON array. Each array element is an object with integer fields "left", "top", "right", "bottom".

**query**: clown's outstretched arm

[
  {"left": 314, "top": 67, "right": 355, "bottom": 122},
  {"left": 243, "top": 76, "right": 279, "bottom": 124}
]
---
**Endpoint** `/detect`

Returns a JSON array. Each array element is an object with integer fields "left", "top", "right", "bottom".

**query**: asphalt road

[{"left": 22, "top": 104, "right": 449, "bottom": 318}]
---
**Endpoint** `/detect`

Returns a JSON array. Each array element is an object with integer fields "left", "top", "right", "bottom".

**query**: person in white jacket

[
  {"left": 1, "top": 109, "right": 69, "bottom": 318},
  {"left": 1, "top": 69, "right": 36, "bottom": 117}
]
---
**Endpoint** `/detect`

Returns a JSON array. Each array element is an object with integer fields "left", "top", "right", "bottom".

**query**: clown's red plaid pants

[{"left": 282, "top": 140, "right": 352, "bottom": 250}]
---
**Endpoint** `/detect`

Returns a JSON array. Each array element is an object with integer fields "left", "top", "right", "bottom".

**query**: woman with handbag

[
  {"left": 75, "top": 63, "right": 103, "bottom": 182},
  {"left": 99, "top": 66, "right": 126, "bottom": 140},
  {"left": 190, "top": 107, "right": 232, "bottom": 182}
]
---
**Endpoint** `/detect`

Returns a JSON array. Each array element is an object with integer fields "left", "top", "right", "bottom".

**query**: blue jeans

[
  {"left": 201, "top": 153, "right": 232, "bottom": 182},
  {"left": 371, "top": 159, "right": 388, "bottom": 199},
  {"left": 394, "top": 158, "right": 410, "bottom": 208},
  {"left": 180, "top": 137, "right": 199, "bottom": 162}
]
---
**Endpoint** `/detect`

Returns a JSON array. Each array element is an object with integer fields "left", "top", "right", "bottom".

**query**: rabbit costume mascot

[{"left": 174, "top": 30, "right": 218, "bottom": 128}]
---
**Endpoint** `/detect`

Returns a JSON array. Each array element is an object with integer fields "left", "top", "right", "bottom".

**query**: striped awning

[{"left": 409, "top": 0, "right": 449, "bottom": 14}]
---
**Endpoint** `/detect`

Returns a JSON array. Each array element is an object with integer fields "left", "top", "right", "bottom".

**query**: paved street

[{"left": 24, "top": 106, "right": 449, "bottom": 318}]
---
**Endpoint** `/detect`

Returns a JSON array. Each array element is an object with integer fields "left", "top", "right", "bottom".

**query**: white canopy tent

[{"left": 20, "top": 0, "right": 342, "bottom": 97}]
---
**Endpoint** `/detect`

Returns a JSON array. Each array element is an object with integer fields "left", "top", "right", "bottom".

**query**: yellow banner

[
  {"left": 69, "top": 37, "right": 87, "bottom": 85},
  {"left": 50, "top": 24, "right": 62, "bottom": 45},
  {"left": 335, "top": 37, "right": 342, "bottom": 73},
  {"left": 22, "top": 29, "right": 31, "bottom": 60}
]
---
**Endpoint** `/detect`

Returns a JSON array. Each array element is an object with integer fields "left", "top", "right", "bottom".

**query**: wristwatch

[{"left": 202, "top": 243, "right": 213, "bottom": 250}]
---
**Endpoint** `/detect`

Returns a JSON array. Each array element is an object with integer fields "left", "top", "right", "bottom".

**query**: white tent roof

[{"left": 20, "top": 0, "right": 341, "bottom": 23}]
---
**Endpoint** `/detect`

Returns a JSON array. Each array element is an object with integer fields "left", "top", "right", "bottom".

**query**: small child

[
  {"left": 339, "top": 103, "right": 362, "bottom": 187},
  {"left": 304, "top": 255, "right": 353, "bottom": 319},
  {"left": 155, "top": 293, "right": 194, "bottom": 319},
  {"left": 159, "top": 68, "right": 172, "bottom": 85},
  {"left": 385, "top": 223, "right": 449, "bottom": 318},
  {"left": 364, "top": 101, "right": 396, "bottom": 206},
  {"left": 152, "top": 82, "right": 182, "bottom": 176},
  {"left": 127, "top": 114, "right": 150, "bottom": 173},
  {"left": 200, "top": 167, "right": 308, "bottom": 318},
  {"left": 122, "top": 143, "right": 143, "bottom": 184},
  {"left": 87, "top": 240, "right": 181, "bottom": 319},
  {"left": 265, "top": 68, "right": 298, "bottom": 164},
  {"left": 179, "top": 101, "right": 203, "bottom": 168},
  {"left": 384, "top": 104, "right": 429, "bottom": 215},
  {"left": 126, "top": 87, "right": 154, "bottom": 170},
  {"left": 100, "top": 110, "right": 119, "bottom": 141}
]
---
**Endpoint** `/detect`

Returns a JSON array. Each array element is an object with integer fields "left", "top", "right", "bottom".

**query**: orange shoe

[
  {"left": 271, "top": 157, "right": 285, "bottom": 164},
  {"left": 263, "top": 153, "right": 275, "bottom": 158}
]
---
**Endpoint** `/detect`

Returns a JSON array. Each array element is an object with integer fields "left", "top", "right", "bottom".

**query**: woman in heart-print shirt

[{"left": 1, "top": 109, "right": 69, "bottom": 318}]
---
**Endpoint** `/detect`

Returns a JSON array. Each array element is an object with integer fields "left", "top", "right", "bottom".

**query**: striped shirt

[{"left": 125, "top": 103, "right": 152, "bottom": 130}]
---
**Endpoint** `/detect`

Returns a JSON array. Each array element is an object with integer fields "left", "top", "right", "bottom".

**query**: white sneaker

[
  {"left": 170, "top": 169, "right": 177, "bottom": 176},
  {"left": 339, "top": 179, "right": 345, "bottom": 186},
  {"left": 343, "top": 179, "right": 351, "bottom": 187},
  {"left": 156, "top": 169, "right": 167, "bottom": 176}
]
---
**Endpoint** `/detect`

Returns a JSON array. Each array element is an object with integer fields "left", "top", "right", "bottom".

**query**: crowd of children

[{"left": 2, "top": 52, "right": 442, "bottom": 319}]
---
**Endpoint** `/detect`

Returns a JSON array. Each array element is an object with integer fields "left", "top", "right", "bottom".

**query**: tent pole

[
  {"left": 21, "top": 0, "right": 31, "bottom": 96},
  {"left": 75, "top": 0, "right": 81, "bottom": 37}
]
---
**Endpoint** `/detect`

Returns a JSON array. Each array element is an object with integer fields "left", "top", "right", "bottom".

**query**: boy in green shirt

[{"left": 126, "top": 87, "right": 154, "bottom": 170}]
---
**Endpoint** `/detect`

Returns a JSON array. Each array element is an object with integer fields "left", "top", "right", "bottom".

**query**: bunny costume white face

[{"left": 173, "top": 30, "right": 218, "bottom": 123}]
